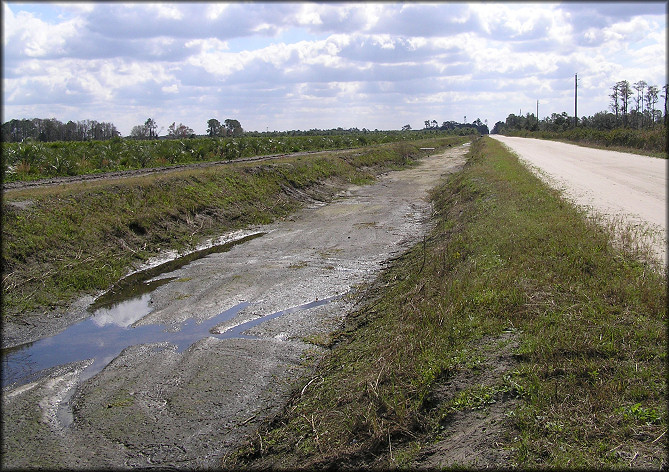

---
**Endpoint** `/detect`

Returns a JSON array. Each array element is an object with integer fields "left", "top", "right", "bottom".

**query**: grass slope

[{"left": 227, "top": 137, "right": 666, "bottom": 469}]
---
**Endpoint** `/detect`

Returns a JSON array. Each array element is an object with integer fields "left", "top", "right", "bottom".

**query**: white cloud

[
  {"left": 148, "top": 3, "right": 183, "bottom": 20},
  {"left": 205, "top": 3, "right": 228, "bottom": 20},
  {"left": 162, "top": 84, "right": 179, "bottom": 94},
  {"left": 3, "top": 7, "right": 82, "bottom": 58},
  {"left": 1, "top": 2, "right": 666, "bottom": 134}
]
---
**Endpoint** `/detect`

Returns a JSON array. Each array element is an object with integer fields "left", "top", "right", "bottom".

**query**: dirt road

[
  {"left": 490, "top": 135, "right": 667, "bottom": 265},
  {"left": 2, "top": 145, "right": 468, "bottom": 469}
]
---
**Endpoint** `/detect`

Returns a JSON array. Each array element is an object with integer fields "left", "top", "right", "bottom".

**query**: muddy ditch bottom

[
  {"left": 1, "top": 145, "right": 468, "bottom": 469},
  {"left": 2, "top": 292, "right": 342, "bottom": 391},
  {"left": 2, "top": 233, "right": 269, "bottom": 388}
]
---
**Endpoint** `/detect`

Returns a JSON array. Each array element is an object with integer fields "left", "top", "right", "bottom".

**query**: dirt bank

[{"left": 2, "top": 145, "right": 468, "bottom": 469}]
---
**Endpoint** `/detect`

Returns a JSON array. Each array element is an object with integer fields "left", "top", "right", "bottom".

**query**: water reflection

[
  {"left": 1, "top": 295, "right": 344, "bottom": 389},
  {"left": 2, "top": 233, "right": 266, "bottom": 389},
  {"left": 220, "top": 296, "right": 343, "bottom": 338},
  {"left": 1, "top": 301, "right": 250, "bottom": 388},
  {"left": 91, "top": 293, "right": 152, "bottom": 328}
]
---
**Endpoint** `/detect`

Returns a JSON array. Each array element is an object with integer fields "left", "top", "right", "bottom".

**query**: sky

[{"left": 2, "top": 2, "right": 667, "bottom": 136}]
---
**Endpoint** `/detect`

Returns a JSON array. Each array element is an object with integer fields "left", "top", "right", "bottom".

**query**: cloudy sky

[{"left": 2, "top": 2, "right": 666, "bottom": 136}]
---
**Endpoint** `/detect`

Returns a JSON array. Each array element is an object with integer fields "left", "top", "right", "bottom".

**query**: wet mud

[{"left": 2, "top": 145, "right": 468, "bottom": 469}]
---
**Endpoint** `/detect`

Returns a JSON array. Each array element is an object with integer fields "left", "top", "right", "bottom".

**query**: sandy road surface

[
  {"left": 491, "top": 135, "right": 667, "bottom": 265},
  {"left": 2, "top": 145, "right": 468, "bottom": 469}
]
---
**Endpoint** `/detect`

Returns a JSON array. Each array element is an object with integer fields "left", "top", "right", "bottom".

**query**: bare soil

[
  {"left": 2, "top": 145, "right": 469, "bottom": 469},
  {"left": 409, "top": 331, "right": 520, "bottom": 469}
]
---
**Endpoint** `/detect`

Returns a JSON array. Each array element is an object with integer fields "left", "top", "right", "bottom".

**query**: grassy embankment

[
  {"left": 1, "top": 137, "right": 465, "bottom": 318},
  {"left": 501, "top": 127, "right": 667, "bottom": 158},
  {"left": 227, "top": 137, "right": 666, "bottom": 469}
]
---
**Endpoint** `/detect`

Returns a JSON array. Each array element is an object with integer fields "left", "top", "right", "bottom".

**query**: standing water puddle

[{"left": 1, "top": 232, "right": 341, "bottom": 389}]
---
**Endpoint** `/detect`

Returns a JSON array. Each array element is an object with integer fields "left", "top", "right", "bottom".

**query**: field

[{"left": 2, "top": 130, "right": 456, "bottom": 183}]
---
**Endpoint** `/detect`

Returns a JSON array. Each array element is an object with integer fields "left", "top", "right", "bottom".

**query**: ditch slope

[{"left": 1, "top": 145, "right": 468, "bottom": 468}]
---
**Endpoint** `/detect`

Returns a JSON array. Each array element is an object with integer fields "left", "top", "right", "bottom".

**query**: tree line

[
  {"left": 1, "top": 118, "right": 120, "bottom": 143},
  {"left": 493, "top": 79, "right": 668, "bottom": 134},
  {"left": 1, "top": 117, "right": 245, "bottom": 143},
  {"left": 414, "top": 118, "right": 489, "bottom": 135},
  {"left": 609, "top": 80, "right": 666, "bottom": 129},
  {"left": 3, "top": 114, "right": 491, "bottom": 144}
]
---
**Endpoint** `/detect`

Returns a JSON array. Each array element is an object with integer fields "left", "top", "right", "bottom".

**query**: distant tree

[
  {"left": 167, "top": 122, "right": 195, "bottom": 138},
  {"left": 145, "top": 118, "right": 158, "bottom": 138},
  {"left": 633, "top": 80, "right": 647, "bottom": 128},
  {"left": 505, "top": 113, "right": 523, "bottom": 130},
  {"left": 471, "top": 118, "right": 489, "bottom": 134},
  {"left": 609, "top": 82, "right": 620, "bottom": 123},
  {"left": 130, "top": 125, "right": 148, "bottom": 139},
  {"left": 497, "top": 79, "right": 667, "bottom": 136},
  {"left": 617, "top": 80, "right": 632, "bottom": 127},
  {"left": 539, "top": 112, "right": 571, "bottom": 132},
  {"left": 588, "top": 111, "right": 618, "bottom": 130},
  {"left": 207, "top": 118, "right": 222, "bottom": 137},
  {"left": 2, "top": 117, "right": 118, "bottom": 142},
  {"left": 1, "top": 119, "right": 34, "bottom": 142},
  {"left": 63, "top": 120, "right": 77, "bottom": 140},
  {"left": 129, "top": 118, "right": 159, "bottom": 139},
  {"left": 663, "top": 84, "right": 668, "bottom": 127},
  {"left": 645, "top": 85, "right": 659, "bottom": 125},
  {"left": 91, "top": 121, "right": 105, "bottom": 141},
  {"left": 224, "top": 119, "right": 243, "bottom": 136},
  {"left": 431, "top": 120, "right": 438, "bottom": 128},
  {"left": 401, "top": 124, "right": 412, "bottom": 131},
  {"left": 491, "top": 121, "right": 505, "bottom": 134}
]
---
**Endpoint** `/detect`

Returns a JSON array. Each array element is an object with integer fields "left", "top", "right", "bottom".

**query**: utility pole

[
  {"left": 536, "top": 100, "right": 539, "bottom": 125},
  {"left": 574, "top": 73, "right": 578, "bottom": 127}
]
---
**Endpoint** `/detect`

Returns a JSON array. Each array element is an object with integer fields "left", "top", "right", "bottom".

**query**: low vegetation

[
  {"left": 226, "top": 137, "right": 666, "bottom": 469},
  {"left": 499, "top": 127, "right": 667, "bottom": 157},
  {"left": 2, "top": 130, "right": 456, "bottom": 182},
  {"left": 1, "top": 137, "right": 465, "bottom": 317}
]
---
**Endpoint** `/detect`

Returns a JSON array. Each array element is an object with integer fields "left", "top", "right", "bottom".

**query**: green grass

[
  {"left": 1, "top": 138, "right": 466, "bottom": 317},
  {"left": 1, "top": 130, "right": 465, "bottom": 182},
  {"left": 226, "top": 137, "right": 666, "bottom": 469}
]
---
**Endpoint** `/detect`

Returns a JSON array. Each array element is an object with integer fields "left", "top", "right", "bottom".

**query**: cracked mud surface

[{"left": 2, "top": 145, "right": 467, "bottom": 469}]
